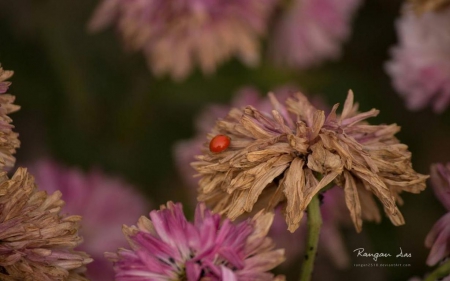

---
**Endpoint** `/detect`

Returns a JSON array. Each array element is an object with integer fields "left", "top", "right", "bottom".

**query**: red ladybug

[{"left": 209, "top": 135, "right": 230, "bottom": 153}]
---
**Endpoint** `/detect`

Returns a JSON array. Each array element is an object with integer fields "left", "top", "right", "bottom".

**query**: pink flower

[
  {"left": 426, "top": 163, "right": 450, "bottom": 266},
  {"left": 385, "top": 5, "right": 450, "bottom": 113},
  {"left": 106, "top": 201, "right": 285, "bottom": 281},
  {"left": 30, "top": 159, "right": 149, "bottom": 281},
  {"left": 269, "top": 0, "right": 362, "bottom": 69},
  {"left": 88, "top": 0, "right": 277, "bottom": 81}
]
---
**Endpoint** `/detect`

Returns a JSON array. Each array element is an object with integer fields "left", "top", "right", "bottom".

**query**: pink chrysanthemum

[
  {"left": 106, "top": 201, "right": 285, "bottom": 281},
  {"left": 88, "top": 0, "right": 277, "bottom": 81},
  {"left": 269, "top": 0, "right": 362, "bottom": 69},
  {"left": 426, "top": 163, "right": 450, "bottom": 266},
  {"left": 0, "top": 64, "right": 20, "bottom": 171},
  {"left": 385, "top": 5, "right": 450, "bottom": 113},
  {"left": 30, "top": 159, "right": 149, "bottom": 281}
]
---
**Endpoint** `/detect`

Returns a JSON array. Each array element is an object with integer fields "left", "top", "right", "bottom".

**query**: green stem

[
  {"left": 299, "top": 195, "right": 322, "bottom": 281},
  {"left": 424, "top": 260, "right": 450, "bottom": 281}
]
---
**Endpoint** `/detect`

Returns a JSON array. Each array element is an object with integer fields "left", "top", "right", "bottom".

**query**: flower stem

[
  {"left": 424, "top": 260, "right": 450, "bottom": 281},
  {"left": 299, "top": 195, "right": 322, "bottom": 281}
]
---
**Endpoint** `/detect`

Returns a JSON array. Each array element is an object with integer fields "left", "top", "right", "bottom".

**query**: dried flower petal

[
  {"left": 193, "top": 90, "right": 428, "bottom": 232},
  {"left": 0, "top": 64, "right": 20, "bottom": 171},
  {"left": 106, "top": 201, "right": 285, "bottom": 281},
  {"left": 0, "top": 168, "right": 92, "bottom": 280}
]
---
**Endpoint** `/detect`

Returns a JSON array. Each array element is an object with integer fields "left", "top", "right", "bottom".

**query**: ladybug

[{"left": 209, "top": 135, "right": 230, "bottom": 153}]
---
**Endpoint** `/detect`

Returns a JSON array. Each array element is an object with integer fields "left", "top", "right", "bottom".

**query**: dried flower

[
  {"left": 0, "top": 168, "right": 92, "bottom": 280},
  {"left": 0, "top": 64, "right": 20, "bottom": 171},
  {"left": 30, "top": 159, "right": 149, "bottom": 281},
  {"left": 88, "top": 0, "right": 277, "bottom": 81},
  {"left": 385, "top": 4, "right": 450, "bottom": 113},
  {"left": 193, "top": 90, "right": 428, "bottom": 233},
  {"left": 269, "top": 0, "right": 362, "bottom": 69},
  {"left": 106, "top": 201, "right": 285, "bottom": 281},
  {"left": 408, "top": 0, "right": 450, "bottom": 14},
  {"left": 174, "top": 86, "right": 350, "bottom": 266},
  {"left": 426, "top": 163, "right": 450, "bottom": 266}
]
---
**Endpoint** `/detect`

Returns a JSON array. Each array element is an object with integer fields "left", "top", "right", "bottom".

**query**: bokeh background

[{"left": 1, "top": 0, "right": 449, "bottom": 280}]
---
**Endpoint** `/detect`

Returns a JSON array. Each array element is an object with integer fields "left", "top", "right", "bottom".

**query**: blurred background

[{"left": 1, "top": 0, "right": 449, "bottom": 280}]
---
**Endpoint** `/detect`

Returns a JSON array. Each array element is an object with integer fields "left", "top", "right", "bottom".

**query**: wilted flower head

[
  {"left": 174, "top": 86, "right": 350, "bottom": 266},
  {"left": 106, "top": 201, "right": 285, "bottom": 281},
  {"left": 193, "top": 90, "right": 428, "bottom": 233},
  {"left": 30, "top": 159, "right": 149, "bottom": 281},
  {"left": 426, "top": 163, "right": 450, "bottom": 266},
  {"left": 385, "top": 4, "right": 450, "bottom": 113},
  {"left": 88, "top": 0, "right": 277, "bottom": 81},
  {"left": 269, "top": 0, "right": 362, "bottom": 69},
  {"left": 408, "top": 0, "right": 450, "bottom": 14},
  {"left": 0, "top": 168, "right": 92, "bottom": 280},
  {"left": 0, "top": 65, "right": 20, "bottom": 171}
]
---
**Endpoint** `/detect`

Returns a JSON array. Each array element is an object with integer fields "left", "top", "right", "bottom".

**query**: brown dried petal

[
  {"left": 307, "top": 143, "right": 343, "bottom": 174},
  {"left": 228, "top": 155, "right": 292, "bottom": 219},
  {"left": 340, "top": 90, "right": 355, "bottom": 121},
  {"left": 342, "top": 171, "right": 362, "bottom": 232},
  {"left": 358, "top": 186, "right": 382, "bottom": 222},
  {"left": 285, "top": 92, "right": 316, "bottom": 127},
  {"left": 281, "top": 158, "right": 305, "bottom": 232}
]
